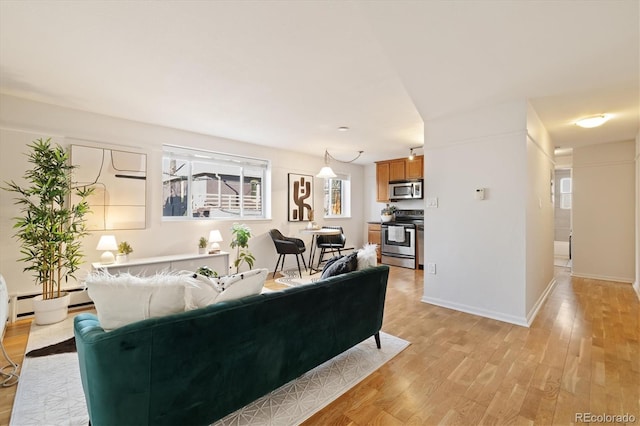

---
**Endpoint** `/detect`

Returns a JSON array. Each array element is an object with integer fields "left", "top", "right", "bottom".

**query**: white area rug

[
  {"left": 274, "top": 268, "right": 322, "bottom": 287},
  {"left": 11, "top": 313, "right": 409, "bottom": 426}
]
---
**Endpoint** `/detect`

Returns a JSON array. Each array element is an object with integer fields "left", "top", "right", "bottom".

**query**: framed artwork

[
  {"left": 71, "top": 144, "right": 147, "bottom": 230},
  {"left": 288, "top": 173, "right": 313, "bottom": 222}
]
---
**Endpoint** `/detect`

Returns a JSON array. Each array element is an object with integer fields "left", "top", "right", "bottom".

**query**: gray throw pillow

[{"left": 320, "top": 252, "right": 358, "bottom": 279}]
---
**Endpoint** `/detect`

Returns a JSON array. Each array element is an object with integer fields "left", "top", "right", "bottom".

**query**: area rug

[
  {"left": 275, "top": 268, "right": 322, "bottom": 287},
  {"left": 11, "top": 313, "right": 409, "bottom": 426}
]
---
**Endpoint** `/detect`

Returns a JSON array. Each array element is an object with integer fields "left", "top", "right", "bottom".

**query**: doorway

[{"left": 554, "top": 168, "right": 572, "bottom": 267}]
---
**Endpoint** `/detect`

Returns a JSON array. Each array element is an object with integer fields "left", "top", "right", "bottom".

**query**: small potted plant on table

[
  {"left": 198, "top": 236, "right": 208, "bottom": 254},
  {"left": 116, "top": 241, "right": 133, "bottom": 263},
  {"left": 381, "top": 204, "right": 397, "bottom": 222}
]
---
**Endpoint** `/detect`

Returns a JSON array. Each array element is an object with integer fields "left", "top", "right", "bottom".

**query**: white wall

[
  {"left": 0, "top": 95, "right": 366, "bottom": 296},
  {"left": 525, "top": 103, "right": 555, "bottom": 319},
  {"left": 634, "top": 131, "right": 639, "bottom": 298},
  {"left": 572, "top": 140, "right": 636, "bottom": 283},
  {"left": 422, "top": 100, "right": 530, "bottom": 325}
]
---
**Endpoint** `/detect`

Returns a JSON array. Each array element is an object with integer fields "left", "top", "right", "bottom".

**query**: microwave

[{"left": 389, "top": 179, "right": 423, "bottom": 201}]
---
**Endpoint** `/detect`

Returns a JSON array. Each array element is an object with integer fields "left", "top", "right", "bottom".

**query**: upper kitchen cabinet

[
  {"left": 406, "top": 156, "right": 424, "bottom": 179},
  {"left": 375, "top": 155, "right": 424, "bottom": 202}
]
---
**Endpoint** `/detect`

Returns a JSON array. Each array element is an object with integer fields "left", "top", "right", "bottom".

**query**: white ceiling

[{"left": 0, "top": 1, "right": 638, "bottom": 163}]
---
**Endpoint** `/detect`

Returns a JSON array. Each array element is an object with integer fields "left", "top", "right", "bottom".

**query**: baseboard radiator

[{"left": 10, "top": 288, "right": 93, "bottom": 322}]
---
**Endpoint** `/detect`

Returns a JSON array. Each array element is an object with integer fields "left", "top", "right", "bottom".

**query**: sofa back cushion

[{"left": 86, "top": 273, "right": 190, "bottom": 331}]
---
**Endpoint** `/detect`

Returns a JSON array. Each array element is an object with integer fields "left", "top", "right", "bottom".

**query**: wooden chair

[{"left": 269, "top": 229, "right": 308, "bottom": 278}]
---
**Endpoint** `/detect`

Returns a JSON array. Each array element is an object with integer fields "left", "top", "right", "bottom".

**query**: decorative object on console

[
  {"left": 380, "top": 204, "right": 397, "bottom": 223},
  {"left": 230, "top": 223, "right": 255, "bottom": 273},
  {"left": 116, "top": 241, "right": 132, "bottom": 263},
  {"left": 316, "top": 148, "right": 363, "bottom": 179},
  {"left": 288, "top": 173, "right": 314, "bottom": 222},
  {"left": 96, "top": 235, "right": 118, "bottom": 264},
  {"left": 198, "top": 236, "right": 208, "bottom": 254},
  {"left": 208, "top": 229, "right": 223, "bottom": 253},
  {"left": 3, "top": 138, "right": 93, "bottom": 325}
]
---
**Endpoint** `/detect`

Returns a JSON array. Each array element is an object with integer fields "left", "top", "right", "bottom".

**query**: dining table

[{"left": 299, "top": 227, "right": 341, "bottom": 275}]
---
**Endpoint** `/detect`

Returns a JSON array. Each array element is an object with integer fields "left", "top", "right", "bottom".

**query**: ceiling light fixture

[
  {"left": 575, "top": 114, "right": 611, "bottom": 128},
  {"left": 408, "top": 146, "right": 422, "bottom": 160},
  {"left": 337, "top": 126, "right": 350, "bottom": 132},
  {"left": 316, "top": 149, "right": 364, "bottom": 179}
]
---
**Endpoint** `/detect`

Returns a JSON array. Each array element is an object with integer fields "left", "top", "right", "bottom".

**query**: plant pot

[
  {"left": 115, "top": 253, "right": 129, "bottom": 263},
  {"left": 381, "top": 213, "right": 395, "bottom": 223},
  {"left": 198, "top": 247, "right": 207, "bottom": 254},
  {"left": 32, "top": 292, "right": 71, "bottom": 325}
]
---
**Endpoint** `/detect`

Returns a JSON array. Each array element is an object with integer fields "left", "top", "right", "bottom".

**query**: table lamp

[
  {"left": 208, "top": 230, "right": 223, "bottom": 253},
  {"left": 96, "top": 235, "right": 118, "bottom": 264}
]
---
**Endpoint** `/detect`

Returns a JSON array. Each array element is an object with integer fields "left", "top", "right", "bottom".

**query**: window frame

[
  {"left": 322, "top": 173, "right": 351, "bottom": 219},
  {"left": 162, "top": 145, "right": 271, "bottom": 221}
]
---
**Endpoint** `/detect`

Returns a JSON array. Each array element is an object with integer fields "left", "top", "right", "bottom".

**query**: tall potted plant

[
  {"left": 3, "top": 138, "right": 93, "bottom": 324},
  {"left": 230, "top": 223, "right": 255, "bottom": 273}
]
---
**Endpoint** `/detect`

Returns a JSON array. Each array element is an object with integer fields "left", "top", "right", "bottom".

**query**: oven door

[{"left": 381, "top": 225, "right": 415, "bottom": 257}]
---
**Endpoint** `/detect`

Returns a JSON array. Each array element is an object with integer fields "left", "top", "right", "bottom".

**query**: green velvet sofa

[{"left": 74, "top": 265, "right": 390, "bottom": 426}]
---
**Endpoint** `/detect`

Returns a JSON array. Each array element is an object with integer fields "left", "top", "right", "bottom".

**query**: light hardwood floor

[{"left": 1, "top": 265, "right": 638, "bottom": 425}]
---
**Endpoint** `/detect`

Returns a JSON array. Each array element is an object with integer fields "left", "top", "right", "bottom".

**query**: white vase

[
  {"left": 115, "top": 253, "right": 129, "bottom": 263},
  {"left": 198, "top": 247, "right": 207, "bottom": 254},
  {"left": 32, "top": 292, "right": 71, "bottom": 325}
]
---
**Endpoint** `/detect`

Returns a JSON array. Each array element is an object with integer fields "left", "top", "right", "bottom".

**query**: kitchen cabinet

[
  {"left": 375, "top": 155, "right": 423, "bottom": 202},
  {"left": 406, "top": 156, "right": 424, "bottom": 179},
  {"left": 376, "top": 162, "right": 390, "bottom": 202},
  {"left": 367, "top": 223, "right": 382, "bottom": 262}
]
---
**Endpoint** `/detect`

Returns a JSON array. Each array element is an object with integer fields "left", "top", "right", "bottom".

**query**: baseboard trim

[
  {"left": 526, "top": 278, "right": 557, "bottom": 327},
  {"left": 420, "top": 296, "right": 528, "bottom": 327},
  {"left": 570, "top": 272, "right": 634, "bottom": 284}
]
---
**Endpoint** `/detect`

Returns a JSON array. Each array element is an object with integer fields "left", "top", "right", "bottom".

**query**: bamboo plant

[{"left": 3, "top": 138, "right": 93, "bottom": 300}]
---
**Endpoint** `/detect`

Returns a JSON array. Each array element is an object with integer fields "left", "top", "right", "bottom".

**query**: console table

[{"left": 91, "top": 252, "right": 230, "bottom": 276}]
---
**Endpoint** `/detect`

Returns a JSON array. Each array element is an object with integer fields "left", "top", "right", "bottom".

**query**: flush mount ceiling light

[
  {"left": 337, "top": 126, "right": 350, "bottom": 132},
  {"left": 575, "top": 114, "right": 611, "bottom": 128},
  {"left": 316, "top": 149, "right": 363, "bottom": 179}
]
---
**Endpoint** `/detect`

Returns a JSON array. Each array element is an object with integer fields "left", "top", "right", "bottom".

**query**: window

[
  {"left": 560, "top": 177, "right": 572, "bottom": 210},
  {"left": 323, "top": 174, "right": 350, "bottom": 218},
  {"left": 162, "top": 145, "right": 269, "bottom": 220}
]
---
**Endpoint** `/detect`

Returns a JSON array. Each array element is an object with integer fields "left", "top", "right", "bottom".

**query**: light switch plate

[{"left": 426, "top": 197, "right": 438, "bottom": 208}]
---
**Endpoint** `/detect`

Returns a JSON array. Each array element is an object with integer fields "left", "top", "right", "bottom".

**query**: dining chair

[
  {"left": 316, "top": 226, "right": 346, "bottom": 265},
  {"left": 268, "top": 229, "right": 308, "bottom": 278}
]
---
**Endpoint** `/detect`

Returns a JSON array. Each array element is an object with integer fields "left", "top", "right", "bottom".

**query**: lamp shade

[
  {"left": 208, "top": 230, "right": 223, "bottom": 253},
  {"left": 208, "top": 230, "right": 223, "bottom": 243},
  {"left": 96, "top": 235, "right": 118, "bottom": 251},
  {"left": 96, "top": 235, "right": 118, "bottom": 264},
  {"left": 316, "top": 166, "right": 337, "bottom": 179}
]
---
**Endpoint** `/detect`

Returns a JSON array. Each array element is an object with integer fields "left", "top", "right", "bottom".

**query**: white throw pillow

[
  {"left": 214, "top": 269, "right": 268, "bottom": 303},
  {"left": 185, "top": 273, "right": 223, "bottom": 309},
  {"left": 85, "top": 273, "right": 190, "bottom": 331},
  {"left": 357, "top": 243, "right": 378, "bottom": 270}
]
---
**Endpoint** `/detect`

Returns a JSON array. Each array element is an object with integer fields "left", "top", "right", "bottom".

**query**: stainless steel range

[{"left": 381, "top": 209, "right": 424, "bottom": 269}]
